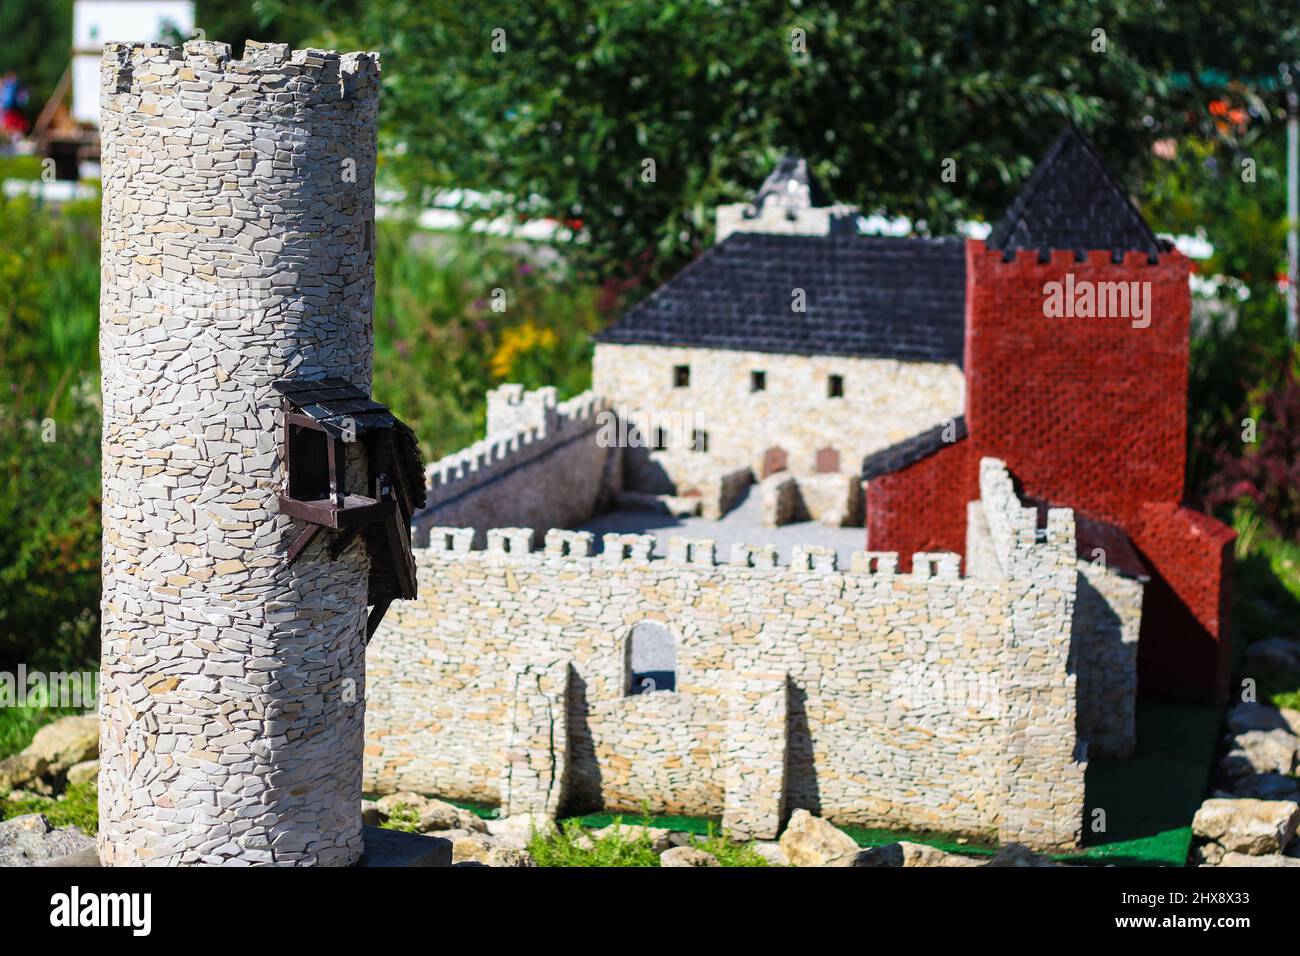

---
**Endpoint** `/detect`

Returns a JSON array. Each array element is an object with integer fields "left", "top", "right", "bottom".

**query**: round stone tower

[{"left": 97, "top": 39, "right": 380, "bottom": 865}]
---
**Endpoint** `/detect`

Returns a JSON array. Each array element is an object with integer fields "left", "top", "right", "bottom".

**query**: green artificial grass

[
  {"left": 564, "top": 811, "right": 720, "bottom": 836},
  {"left": 1071, "top": 700, "right": 1221, "bottom": 866},
  {"left": 442, "top": 797, "right": 499, "bottom": 820},
  {"left": 840, "top": 825, "right": 998, "bottom": 857}
]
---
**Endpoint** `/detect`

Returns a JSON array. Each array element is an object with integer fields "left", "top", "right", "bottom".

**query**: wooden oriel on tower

[{"left": 273, "top": 378, "right": 425, "bottom": 638}]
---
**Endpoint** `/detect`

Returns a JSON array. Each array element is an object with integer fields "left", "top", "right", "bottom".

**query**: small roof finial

[{"left": 753, "top": 154, "right": 832, "bottom": 212}]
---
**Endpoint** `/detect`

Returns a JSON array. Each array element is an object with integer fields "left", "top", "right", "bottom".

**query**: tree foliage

[{"left": 352, "top": 0, "right": 1299, "bottom": 279}]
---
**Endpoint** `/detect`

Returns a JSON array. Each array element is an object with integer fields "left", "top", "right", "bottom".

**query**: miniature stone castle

[
  {"left": 362, "top": 131, "right": 1224, "bottom": 851},
  {"left": 371, "top": 458, "right": 1092, "bottom": 847},
  {"left": 95, "top": 36, "right": 1228, "bottom": 861}
]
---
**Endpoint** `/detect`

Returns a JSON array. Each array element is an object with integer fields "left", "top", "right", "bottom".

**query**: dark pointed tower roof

[
  {"left": 752, "top": 154, "right": 832, "bottom": 209},
  {"left": 987, "top": 126, "right": 1163, "bottom": 258}
]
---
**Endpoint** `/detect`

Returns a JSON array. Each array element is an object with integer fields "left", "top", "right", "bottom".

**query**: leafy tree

[
  {"left": 353, "top": 0, "right": 1299, "bottom": 280},
  {"left": 193, "top": 0, "right": 363, "bottom": 53}
]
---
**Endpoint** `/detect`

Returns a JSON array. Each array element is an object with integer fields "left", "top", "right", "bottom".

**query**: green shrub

[
  {"left": 527, "top": 815, "right": 770, "bottom": 867},
  {"left": 1206, "top": 357, "right": 1300, "bottom": 543},
  {"left": 371, "top": 224, "right": 608, "bottom": 461},
  {"left": 0, "top": 155, "right": 46, "bottom": 181},
  {"left": 0, "top": 779, "right": 98, "bottom": 833},
  {"left": 0, "top": 700, "right": 77, "bottom": 760},
  {"left": 377, "top": 802, "right": 421, "bottom": 833},
  {"left": 0, "top": 381, "right": 102, "bottom": 673}
]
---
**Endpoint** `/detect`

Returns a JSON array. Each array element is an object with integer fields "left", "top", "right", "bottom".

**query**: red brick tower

[{"left": 866, "top": 127, "right": 1234, "bottom": 704}]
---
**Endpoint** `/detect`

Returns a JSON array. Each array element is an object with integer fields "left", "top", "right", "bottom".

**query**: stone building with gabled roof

[{"left": 593, "top": 158, "right": 969, "bottom": 515}]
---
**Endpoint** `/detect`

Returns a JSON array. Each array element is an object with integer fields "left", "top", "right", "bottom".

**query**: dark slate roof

[
  {"left": 753, "top": 154, "right": 832, "bottom": 208},
  {"left": 986, "top": 125, "right": 1164, "bottom": 259},
  {"left": 393, "top": 420, "right": 427, "bottom": 513},
  {"left": 860, "top": 418, "right": 967, "bottom": 480},
  {"left": 272, "top": 378, "right": 396, "bottom": 438},
  {"left": 595, "top": 232, "right": 967, "bottom": 365}
]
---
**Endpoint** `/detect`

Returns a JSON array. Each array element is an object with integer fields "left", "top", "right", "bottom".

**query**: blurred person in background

[{"left": 0, "top": 71, "right": 29, "bottom": 141}]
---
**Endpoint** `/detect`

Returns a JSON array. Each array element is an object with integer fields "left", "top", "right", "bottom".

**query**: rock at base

[
  {"left": 854, "top": 840, "right": 983, "bottom": 867},
  {"left": 359, "top": 826, "right": 452, "bottom": 867},
  {"left": 749, "top": 841, "right": 789, "bottom": 866},
  {"left": 0, "top": 753, "right": 49, "bottom": 793},
  {"left": 1229, "top": 773, "right": 1299, "bottom": 802},
  {"left": 65, "top": 759, "right": 100, "bottom": 788},
  {"left": 450, "top": 835, "right": 536, "bottom": 867},
  {"left": 24, "top": 716, "right": 98, "bottom": 778},
  {"left": 660, "top": 846, "right": 720, "bottom": 867},
  {"left": 1217, "top": 851, "right": 1300, "bottom": 867},
  {"left": 486, "top": 812, "right": 558, "bottom": 849},
  {"left": 984, "top": 843, "right": 1061, "bottom": 867},
  {"left": 0, "top": 813, "right": 96, "bottom": 867},
  {"left": 1191, "top": 798, "right": 1300, "bottom": 855},
  {"left": 778, "top": 809, "right": 860, "bottom": 867},
  {"left": 1244, "top": 639, "right": 1300, "bottom": 676},
  {"left": 591, "top": 823, "right": 673, "bottom": 853},
  {"left": 1219, "top": 729, "right": 1298, "bottom": 778},
  {"left": 372, "top": 792, "right": 487, "bottom": 834}
]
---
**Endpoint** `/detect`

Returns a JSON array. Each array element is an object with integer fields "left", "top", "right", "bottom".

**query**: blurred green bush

[{"left": 0, "top": 194, "right": 101, "bottom": 673}]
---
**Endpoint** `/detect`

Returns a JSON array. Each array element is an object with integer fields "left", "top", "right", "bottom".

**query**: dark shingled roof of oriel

[
  {"left": 595, "top": 232, "right": 968, "bottom": 366},
  {"left": 860, "top": 417, "right": 968, "bottom": 480}
]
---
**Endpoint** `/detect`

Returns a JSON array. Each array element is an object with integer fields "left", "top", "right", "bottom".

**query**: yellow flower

[{"left": 491, "top": 321, "right": 557, "bottom": 380}]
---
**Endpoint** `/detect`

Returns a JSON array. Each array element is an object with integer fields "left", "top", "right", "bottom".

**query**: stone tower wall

[{"left": 97, "top": 40, "right": 379, "bottom": 865}]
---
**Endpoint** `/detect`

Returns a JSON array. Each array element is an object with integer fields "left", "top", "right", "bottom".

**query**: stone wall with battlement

[
  {"left": 715, "top": 198, "right": 860, "bottom": 241},
  {"left": 416, "top": 386, "right": 619, "bottom": 547},
  {"left": 367, "top": 457, "right": 1087, "bottom": 849}
]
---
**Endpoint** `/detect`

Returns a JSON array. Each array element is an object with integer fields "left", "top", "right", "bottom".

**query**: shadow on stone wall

[
  {"left": 562, "top": 670, "right": 603, "bottom": 815},
  {"left": 784, "top": 682, "right": 821, "bottom": 819}
]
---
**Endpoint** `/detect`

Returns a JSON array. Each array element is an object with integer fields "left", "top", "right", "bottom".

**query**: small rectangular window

[
  {"left": 690, "top": 429, "right": 709, "bottom": 453},
  {"left": 287, "top": 424, "right": 331, "bottom": 501},
  {"left": 751, "top": 370, "right": 766, "bottom": 392},
  {"left": 828, "top": 374, "right": 844, "bottom": 398},
  {"left": 673, "top": 365, "right": 690, "bottom": 388}
]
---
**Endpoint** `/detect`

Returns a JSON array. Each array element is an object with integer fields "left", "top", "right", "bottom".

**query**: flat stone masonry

[
  {"left": 592, "top": 342, "right": 964, "bottom": 494},
  {"left": 368, "top": 457, "right": 1087, "bottom": 849},
  {"left": 98, "top": 40, "right": 380, "bottom": 865},
  {"left": 418, "top": 387, "right": 617, "bottom": 548}
]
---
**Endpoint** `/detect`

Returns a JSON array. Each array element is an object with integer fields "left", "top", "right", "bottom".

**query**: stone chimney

[
  {"left": 715, "top": 155, "right": 858, "bottom": 241},
  {"left": 97, "top": 40, "right": 380, "bottom": 865}
]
